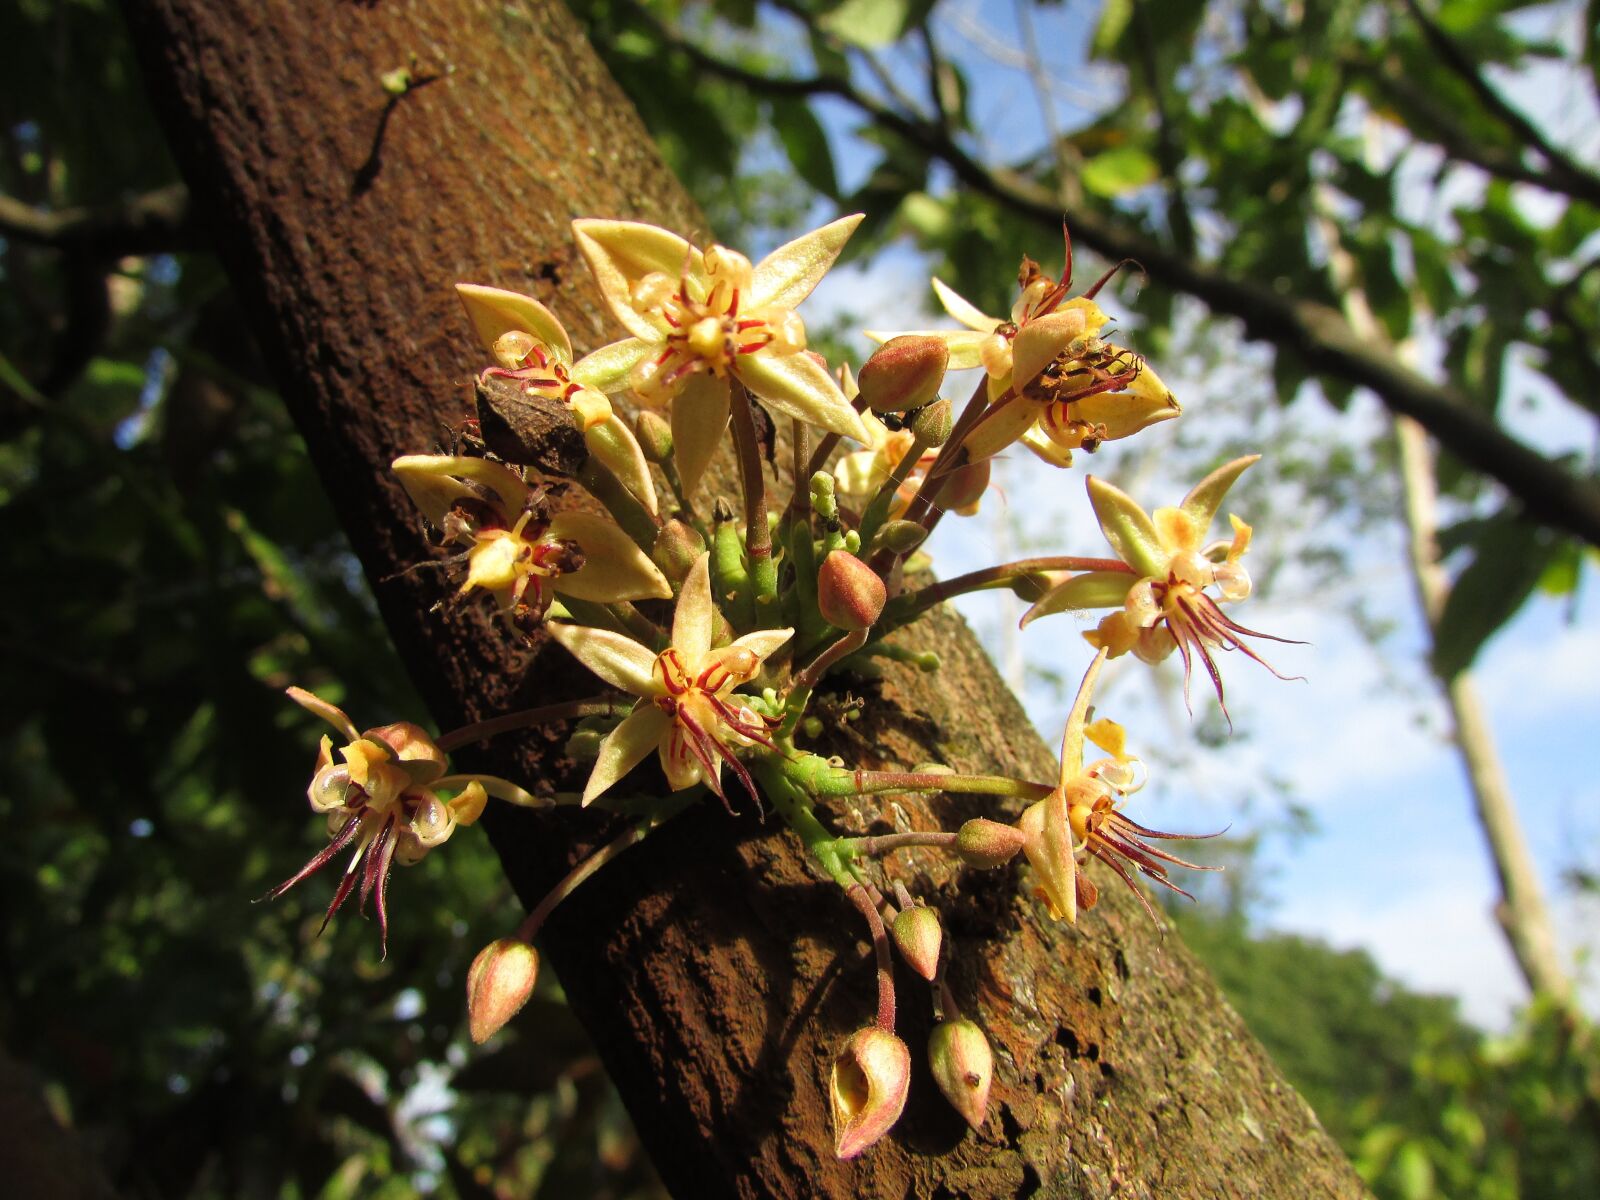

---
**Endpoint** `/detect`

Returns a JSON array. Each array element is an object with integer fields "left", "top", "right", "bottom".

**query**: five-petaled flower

[
  {"left": 873, "top": 231, "right": 1179, "bottom": 466},
  {"left": 267, "top": 689, "right": 537, "bottom": 952},
  {"left": 1017, "top": 649, "right": 1217, "bottom": 926},
  {"left": 393, "top": 454, "right": 671, "bottom": 633},
  {"left": 548, "top": 553, "right": 792, "bottom": 805},
  {"left": 455, "top": 283, "right": 658, "bottom": 515},
  {"left": 1021, "top": 455, "right": 1296, "bottom": 710},
  {"left": 570, "top": 215, "right": 870, "bottom": 495}
]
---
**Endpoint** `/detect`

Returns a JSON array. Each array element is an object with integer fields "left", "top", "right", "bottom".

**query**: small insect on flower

[{"left": 869, "top": 225, "right": 1179, "bottom": 466}]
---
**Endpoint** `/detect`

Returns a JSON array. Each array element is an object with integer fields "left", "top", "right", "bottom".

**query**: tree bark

[{"left": 123, "top": 1, "right": 1365, "bottom": 1194}]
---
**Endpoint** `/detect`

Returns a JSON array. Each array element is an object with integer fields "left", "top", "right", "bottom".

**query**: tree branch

[
  {"left": 645, "top": 15, "right": 1600, "bottom": 549},
  {"left": 1400, "top": 0, "right": 1600, "bottom": 206},
  {"left": 0, "top": 183, "right": 200, "bottom": 257}
]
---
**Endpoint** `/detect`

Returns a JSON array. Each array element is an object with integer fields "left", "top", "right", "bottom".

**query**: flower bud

[
  {"left": 955, "top": 818, "right": 1028, "bottom": 869},
  {"left": 466, "top": 937, "right": 539, "bottom": 1044},
  {"left": 634, "top": 409, "right": 674, "bottom": 463},
  {"left": 942, "top": 457, "right": 992, "bottom": 516},
  {"left": 829, "top": 1027, "right": 911, "bottom": 1159},
  {"left": 908, "top": 397, "right": 954, "bottom": 447},
  {"left": 868, "top": 519, "right": 929, "bottom": 556},
  {"left": 890, "top": 905, "right": 942, "bottom": 981},
  {"left": 651, "top": 519, "right": 706, "bottom": 585},
  {"left": 857, "top": 335, "right": 948, "bottom": 413},
  {"left": 928, "top": 1019, "right": 994, "bottom": 1130},
  {"left": 817, "top": 551, "right": 886, "bottom": 631}
]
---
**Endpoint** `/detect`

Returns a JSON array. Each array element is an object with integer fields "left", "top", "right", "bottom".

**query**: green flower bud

[
  {"left": 908, "top": 397, "right": 954, "bottom": 446},
  {"left": 868, "top": 519, "right": 929, "bottom": 556},
  {"left": 651, "top": 519, "right": 706, "bottom": 584},
  {"left": 634, "top": 409, "right": 673, "bottom": 463}
]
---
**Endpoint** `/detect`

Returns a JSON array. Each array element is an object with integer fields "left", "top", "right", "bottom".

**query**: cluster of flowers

[{"left": 271, "top": 215, "right": 1294, "bottom": 1158}]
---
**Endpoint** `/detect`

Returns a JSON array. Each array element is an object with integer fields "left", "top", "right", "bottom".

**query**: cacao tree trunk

[{"left": 123, "top": 1, "right": 1365, "bottom": 1194}]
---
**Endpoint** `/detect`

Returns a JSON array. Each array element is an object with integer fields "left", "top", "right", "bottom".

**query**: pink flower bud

[
  {"left": 890, "top": 906, "right": 942, "bottom": 981},
  {"left": 928, "top": 1019, "right": 994, "bottom": 1130},
  {"left": 817, "top": 551, "right": 886, "bottom": 631},
  {"left": 829, "top": 1027, "right": 911, "bottom": 1159},
  {"left": 466, "top": 937, "right": 538, "bottom": 1044},
  {"left": 857, "top": 335, "right": 948, "bottom": 413},
  {"left": 955, "top": 818, "right": 1028, "bottom": 868}
]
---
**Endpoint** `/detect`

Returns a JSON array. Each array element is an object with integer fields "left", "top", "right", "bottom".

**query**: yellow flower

[
  {"left": 1016, "top": 651, "right": 1216, "bottom": 926},
  {"left": 870, "top": 234, "right": 1178, "bottom": 466},
  {"left": 570, "top": 216, "right": 870, "bottom": 494},
  {"left": 1022, "top": 455, "right": 1297, "bottom": 710},
  {"left": 393, "top": 454, "right": 670, "bottom": 633},
  {"left": 267, "top": 689, "right": 537, "bottom": 952},
  {"left": 548, "top": 553, "right": 791, "bottom": 806},
  {"left": 455, "top": 284, "right": 657, "bottom": 514}
]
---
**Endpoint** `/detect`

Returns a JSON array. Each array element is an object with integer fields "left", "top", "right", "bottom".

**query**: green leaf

[
  {"left": 818, "top": 0, "right": 934, "bottom": 48},
  {"left": 769, "top": 96, "right": 839, "bottom": 199},
  {"left": 1080, "top": 146, "right": 1160, "bottom": 198},
  {"left": 1091, "top": 0, "right": 1134, "bottom": 58},
  {"left": 1432, "top": 513, "right": 1561, "bottom": 678}
]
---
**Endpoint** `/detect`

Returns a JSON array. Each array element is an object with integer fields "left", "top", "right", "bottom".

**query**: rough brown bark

[{"left": 122, "top": 1, "right": 1366, "bottom": 1195}]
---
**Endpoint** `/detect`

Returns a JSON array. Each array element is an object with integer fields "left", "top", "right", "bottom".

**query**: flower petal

[
  {"left": 1071, "top": 386, "right": 1181, "bottom": 441},
  {"left": 547, "top": 623, "right": 660, "bottom": 696},
  {"left": 572, "top": 219, "right": 702, "bottom": 341},
  {"left": 1011, "top": 309, "right": 1096, "bottom": 392},
  {"left": 1059, "top": 647, "right": 1108, "bottom": 785},
  {"left": 751, "top": 214, "right": 863, "bottom": 310},
  {"left": 572, "top": 337, "right": 654, "bottom": 395},
  {"left": 713, "top": 628, "right": 795, "bottom": 679},
  {"left": 963, "top": 393, "right": 1039, "bottom": 462},
  {"left": 583, "top": 411, "right": 659, "bottom": 516},
  {"left": 1179, "top": 455, "right": 1259, "bottom": 535},
  {"left": 673, "top": 553, "right": 715, "bottom": 662},
  {"left": 393, "top": 454, "right": 528, "bottom": 526},
  {"left": 435, "top": 774, "right": 546, "bottom": 813},
  {"left": 1086, "top": 475, "right": 1168, "bottom": 579},
  {"left": 671, "top": 373, "right": 731, "bottom": 497},
  {"left": 932, "top": 277, "right": 1001, "bottom": 333},
  {"left": 455, "top": 284, "right": 571, "bottom": 362},
  {"left": 287, "top": 687, "right": 361, "bottom": 742},
  {"left": 547, "top": 512, "right": 672, "bottom": 602},
  {"left": 1019, "top": 570, "right": 1137, "bottom": 627},
  {"left": 584, "top": 703, "right": 670, "bottom": 805},
  {"left": 736, "top": 352, "right": 869, "bottom": 442},
  {"left": 1019, "top": 425, "right": 1076, "bottom": 467}
]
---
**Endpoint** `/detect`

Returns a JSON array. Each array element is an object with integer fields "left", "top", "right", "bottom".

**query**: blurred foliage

[
  {"left": 1175, "top": 900, "right": 1600, "bottom": 1199},
  {"left": 0, "top": 2, "right": 665, "bottom": 1196}
]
